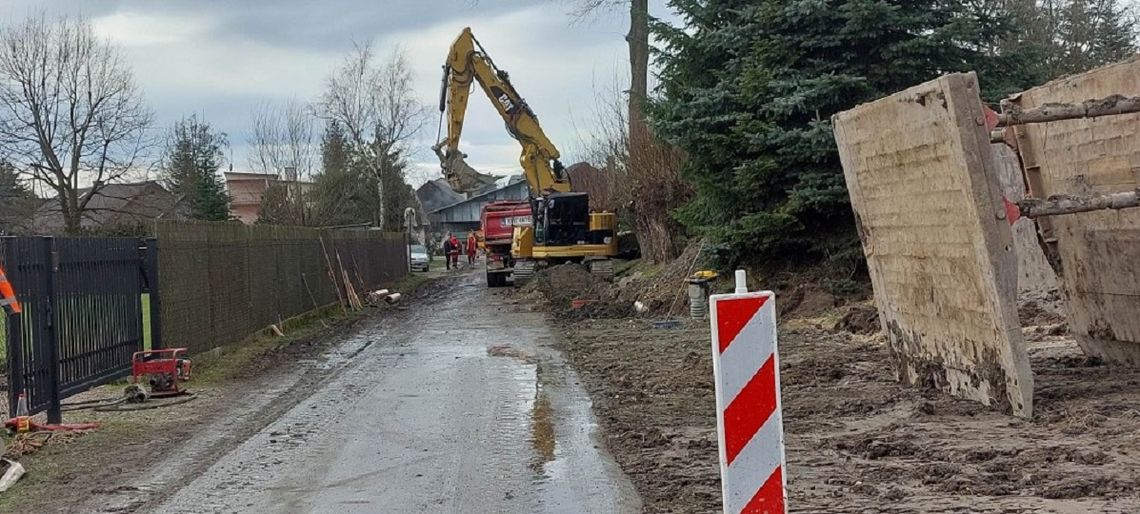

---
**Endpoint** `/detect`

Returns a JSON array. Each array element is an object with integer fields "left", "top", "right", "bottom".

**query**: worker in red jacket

[
  {"left": 466, "top": 231, "right": 478, "bottom": 265},
  {"left": 448, "top": 233, "right": 461, "bottom": 269},
  {"left": 0, "top": 264, "right": 21, "bottom": 316}
]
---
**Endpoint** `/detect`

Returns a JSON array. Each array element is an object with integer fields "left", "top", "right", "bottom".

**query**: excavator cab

[
  {"left": 512, "top": 193, "right": 617, "bottom": 283},
  {"left": 532, "top": 193, "right": 615, "bottom": 248},
  {"left": 534, "top": 193, "right": 590, "bottom": 246}
]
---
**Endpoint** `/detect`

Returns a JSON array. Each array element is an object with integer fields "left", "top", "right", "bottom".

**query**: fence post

[
  {"left": 4, "top": 237, "right": 24, "bottom": 418},
  {"left": 41, "top": 236, "right": 62, "bottom": 424},
  {"left": 2, "top": 239, "right": 14, "bottom": 417},
  {"left": 5, "top": 313, "right": 22, "bottom": 418},
  {"left": 143, "top": 238, "right": 164, "bottom": 350}
]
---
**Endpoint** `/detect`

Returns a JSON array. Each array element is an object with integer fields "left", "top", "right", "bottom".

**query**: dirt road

[{"left": 69, "top": 273, "right": 638, "bottom": 513}]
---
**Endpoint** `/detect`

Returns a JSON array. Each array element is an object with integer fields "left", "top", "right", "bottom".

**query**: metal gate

[{"left": 1, "top": 236, "right": 160, "bottom": 422}]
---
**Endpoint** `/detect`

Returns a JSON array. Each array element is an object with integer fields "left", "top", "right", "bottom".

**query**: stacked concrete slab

[
  {"left": 833, "top": 73, "right": 1034, "bottom": 417},
  {"left": 1008, "top": 58, "right": 1140, "bottom": 363},
  {"left": 991, "top": 145, "right": 1062, "bottom": 309}
]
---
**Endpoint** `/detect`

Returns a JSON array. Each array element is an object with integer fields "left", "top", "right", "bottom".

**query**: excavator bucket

[{"left": 434, "top": 147, "right": 498, "bottom": 194}]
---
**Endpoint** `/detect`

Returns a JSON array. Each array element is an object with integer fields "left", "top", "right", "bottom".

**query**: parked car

[{"left": 409, "top": 244, "right": 430, "bottom": 272}]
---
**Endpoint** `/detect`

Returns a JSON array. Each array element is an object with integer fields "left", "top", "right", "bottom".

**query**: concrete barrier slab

[
  {"left": 1010, "top": 58, "right": 1140, "bottom": 363},
  {"left": 833, "top": 73, "right": 1033, "bottom": 417}
]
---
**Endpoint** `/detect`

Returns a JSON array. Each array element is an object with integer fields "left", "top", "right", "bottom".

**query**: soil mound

[
  {"left": 833, "top": 303, "right": 881, "bottom": 335},
  {"left": 612, "top": 242, "right": 711, "bottom": 317},
  {"left": 530, "top": 263, "right": 630, "bottom": 319}
]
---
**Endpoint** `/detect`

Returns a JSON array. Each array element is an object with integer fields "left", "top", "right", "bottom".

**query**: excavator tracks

[
  {"left": 512, "top": 259, "right": 613, "bottom": 287},
  {"left": 512, "top": 260, "right": 537, "bottom": 286},
  {"left": 587, "top": 259, "right": 614, "bottom": 282}
]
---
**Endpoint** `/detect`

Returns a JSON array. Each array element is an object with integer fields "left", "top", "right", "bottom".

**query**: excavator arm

[{"left": 433, "top": 27, "right": 571, "bottom": 195}]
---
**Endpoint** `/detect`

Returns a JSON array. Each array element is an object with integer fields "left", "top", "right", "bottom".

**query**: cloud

[
  {"left": 91, "top": 11, "right": 218, "bottom": 46},
  {"left": 92, "top": 11, "right": 339, "bottom": 102},
  {"left": 12, "top": 0, "right": 678, "bottom": 189},
  {"left": 385, "top": 4, "right": 630, "bottom": 174}
]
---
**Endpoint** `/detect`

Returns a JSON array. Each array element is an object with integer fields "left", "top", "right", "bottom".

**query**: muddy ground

[
  {"left": 530, "top": 266, "right": 1140, "bottom": 513},
  {"left": 2, "top": 269, "right": 643, "bottom": 514},
  {"left": 145, "top": 273, "right": 636, "bottom": 513},
  {"left": 0, "top": 275, "right": 454, "bottom": 513},
  {"left": 8, "top": 256, "right": 1140, "bottom": 513}
]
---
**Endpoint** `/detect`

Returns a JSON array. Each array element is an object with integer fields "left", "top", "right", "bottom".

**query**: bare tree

[
  {"left": 567, "top": 0, "right": 689, "bottom": 261},
  {"left": 249, "top": 99, "right": 317, "bottom": 182},
  {"left": 249, "top": 99, "right": 316, "bottom": 224},
  {"left": 0, "top": 16, "right": 153, "bottom": 233},
  {"left": 574, "top": 75, "right": 629, "bottom": 210},
  {"left": 994, "top": 0, "right": 1138, "bottom": 78},
  {"left": 575, "top": 74, "right": 689, "bottom": 263},
  {"left": 316, "top": 45, "right": 426, "bottom": 229}
]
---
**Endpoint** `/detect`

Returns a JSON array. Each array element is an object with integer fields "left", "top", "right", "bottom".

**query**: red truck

[{"left": 480, "top": 200, "right": 532, "bottom": 287}]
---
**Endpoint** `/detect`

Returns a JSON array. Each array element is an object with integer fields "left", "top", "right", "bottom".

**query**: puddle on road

[
  {"left": 489, "top": 340, "right": 637, "bottom": 511},
  {"left": 531, "top": 389, "right": 557, "bottom": 471},
  {"left": 489, "top": 344, "right": 559, "bottom": 476},
  {"left": 487, "top": 343, "right": 536, "bottom": 363},
  {"left": 534, "top": 360, "right": 639, "bottom": 512}
]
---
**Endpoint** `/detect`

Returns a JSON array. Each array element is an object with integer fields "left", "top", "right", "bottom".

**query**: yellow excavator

[{"left": 433, "top": 27, "right": 617, "bottom": 284}]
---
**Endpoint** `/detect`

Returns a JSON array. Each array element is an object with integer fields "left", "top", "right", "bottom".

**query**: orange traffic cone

[{"left": 14, "top": 391, "right": 29, "bottom": 433}]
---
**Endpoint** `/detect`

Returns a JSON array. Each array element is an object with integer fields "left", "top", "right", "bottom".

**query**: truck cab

[{"left": 480, "top": 200, "right": 532, "bottom": 287}]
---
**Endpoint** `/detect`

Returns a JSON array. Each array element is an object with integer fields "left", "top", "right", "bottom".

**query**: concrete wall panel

[
  {"left": 834, "top": 73, "right": 1033, "bottom": 417},
  {"left": 991, "top": 145, "right": 1062, "bottom": 312},
  {"left": 1011, "top": 58, "right": 1140, "bottom": 363}
]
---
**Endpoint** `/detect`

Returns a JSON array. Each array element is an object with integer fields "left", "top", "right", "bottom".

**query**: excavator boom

[
  {"left": 434, "top": 27, "right": 617, "bottom": 288},
  {"left": 434, "top": 27, "right": 571, "bottom": 195}
]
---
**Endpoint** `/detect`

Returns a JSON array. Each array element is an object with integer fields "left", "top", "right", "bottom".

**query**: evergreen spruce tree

[
  {"left": 651, "top": 0, "right": 1034, "bottom": 270},
  {"left": 0, "top": 160, "right": 36, "bottom": 233},
  {"left": 310, "top": 120, "right": 380, "bottom": 227},
  {"left": 375, "top": 145, "right": 417, "bottom": 231},
  {"left": 161, "top": 115, "right": 230, "bottom": 221}
]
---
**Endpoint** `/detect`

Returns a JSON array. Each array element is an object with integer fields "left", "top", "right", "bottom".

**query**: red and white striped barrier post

[{"left": 709, "top": 270, "right": 786, "bottom": 514}]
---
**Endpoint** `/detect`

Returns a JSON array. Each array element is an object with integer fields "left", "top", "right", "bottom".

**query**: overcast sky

[{"left": 3, "top": 0, "right": 677, "bottom": 187}]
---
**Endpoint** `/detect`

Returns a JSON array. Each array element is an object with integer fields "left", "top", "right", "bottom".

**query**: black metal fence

[
  {"left": 1, "top": 236, "right": 158, "bottom": 422},
  {"left": 2, "top": 224, "right": 407, "bottom": 421}
]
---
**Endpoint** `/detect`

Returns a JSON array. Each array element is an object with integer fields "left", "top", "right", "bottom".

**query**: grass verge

[{"left": 190, "top": 271, "right": 437, "bottom": 386}]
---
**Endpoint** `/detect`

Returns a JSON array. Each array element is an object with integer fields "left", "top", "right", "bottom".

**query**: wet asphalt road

[{"left": 153, "top": 273, "right": 640, "bottom": 513}]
